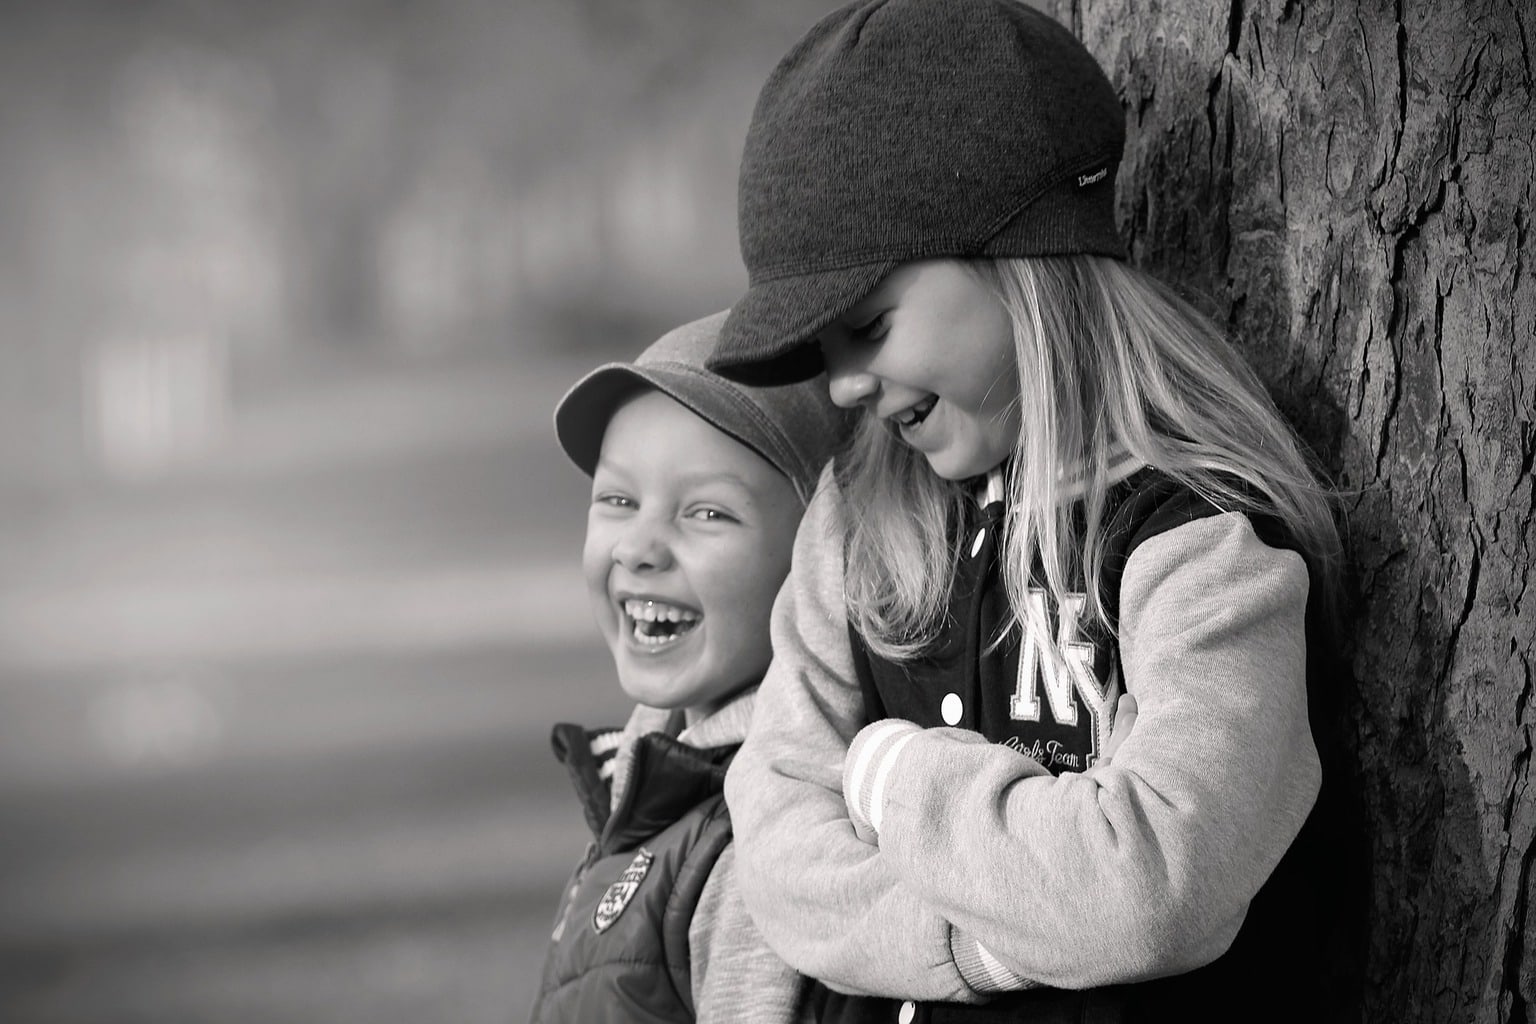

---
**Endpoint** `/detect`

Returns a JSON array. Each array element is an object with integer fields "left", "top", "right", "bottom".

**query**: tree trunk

[{"left": 1034, "top": 0, "right": 1536, "bottom": 1019}]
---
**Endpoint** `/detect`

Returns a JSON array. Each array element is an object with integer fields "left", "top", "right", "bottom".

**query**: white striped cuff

[
  {"left": 843, "top": 719, "right": 922, "bottom": 840},
  {"left": 951, "top": 930, "right": 1037, "bottom": 993}
]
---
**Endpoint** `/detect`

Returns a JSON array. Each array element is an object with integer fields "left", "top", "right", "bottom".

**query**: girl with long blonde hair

[{"left": 708, "top": 0, "right": 1347, "bottom": 1020}]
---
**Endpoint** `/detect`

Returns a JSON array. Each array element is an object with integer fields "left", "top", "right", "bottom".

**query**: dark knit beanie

[{"left": 708, "top": 0, "right": 1127, "bottom": 385}]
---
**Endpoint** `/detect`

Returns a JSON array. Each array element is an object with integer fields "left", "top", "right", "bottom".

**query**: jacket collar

[
  {"left": 551, "top": 688, "right": 758, "bottom": 852},
  {"left": 972, "top": 451, "right": 1146, "bottom": 510},
  {"left": 679, "top": 688, "right": 757, "bottom": 748}
]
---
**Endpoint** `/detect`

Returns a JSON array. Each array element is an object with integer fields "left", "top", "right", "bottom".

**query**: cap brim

[
  {"left": 553, "top": 359, "right": 803, "bottom": 479},
  {"left": 708, "top": 261, "right": 897, "bottom": 385},
  {"left": 553, "top": 366, "right": 652, "bottom": 477}
]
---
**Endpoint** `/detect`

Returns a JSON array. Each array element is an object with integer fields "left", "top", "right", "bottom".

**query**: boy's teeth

[
  {"left": 622, "top": 598, "right": 701, "bottom": 646},
  {"left": 623, "top": 599, "right": 700, "bottom": 623}
]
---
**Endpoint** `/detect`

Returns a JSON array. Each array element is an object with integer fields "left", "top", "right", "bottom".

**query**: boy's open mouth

[
  {"left": 622, "top": 598, "right": 702, "bottom": 648},
  {"left": 893, "top": 396, "right": 937, "bottom": 429}
]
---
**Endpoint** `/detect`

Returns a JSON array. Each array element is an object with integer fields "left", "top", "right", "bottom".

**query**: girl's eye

[
  {"left": 595, "top": 493, "right": 635, "bottom": 510},
  {"left": 848, "top": 311, "right": 889, "bottom": 342}
]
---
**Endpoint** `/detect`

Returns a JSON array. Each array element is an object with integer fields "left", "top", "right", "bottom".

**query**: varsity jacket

[
  {"left": 724, "top": 464, "right": 1338, "bottom": 1021},
  {"left": 531, "top": 693, "right": 813, "bottom": 1024}
]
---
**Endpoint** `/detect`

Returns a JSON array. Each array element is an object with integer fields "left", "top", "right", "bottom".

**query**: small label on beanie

[{"left": 1077, "top": 167, "right": 1109, "bottom": 187}]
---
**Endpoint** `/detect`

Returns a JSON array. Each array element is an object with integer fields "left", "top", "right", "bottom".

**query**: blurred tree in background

[
  {"left": 0, "top": 5, "right": 840, "bottom": 1023},
  {"left": 0, "top": 0, "right": 834, "bottom": 486}
]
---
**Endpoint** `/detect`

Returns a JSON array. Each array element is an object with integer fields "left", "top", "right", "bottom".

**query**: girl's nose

[
  {"left": 820, "top": 335, "right": 880, "bottom": 409},
  {"left": 826, "top": 366, "right": 880, "bottom": 409},
  {"left": 612, "top": 518, "right": 674, "bottom": 572}
]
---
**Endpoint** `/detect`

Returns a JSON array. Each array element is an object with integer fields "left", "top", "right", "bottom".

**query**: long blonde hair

[{"left": 837, "top": 254, "right": 1340, "bottom": 662}]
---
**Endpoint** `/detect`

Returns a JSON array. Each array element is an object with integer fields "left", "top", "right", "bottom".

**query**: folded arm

[{"left": 848, "top": 513, "right": 1321, "bottom": 989}]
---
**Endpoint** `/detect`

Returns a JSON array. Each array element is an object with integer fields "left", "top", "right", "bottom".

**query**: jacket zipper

[{"left": 550, "top": 840, "right": 600, "bottom": 942}]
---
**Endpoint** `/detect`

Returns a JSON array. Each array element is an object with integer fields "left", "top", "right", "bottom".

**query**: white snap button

[
  {"left": 898, "top": 1001, "right": 916, "bottom": 1024},
  {"left": 941, "top": 692, "right": 963, "bottom": 725},
  {"left": 970, "top": 528, "right": 986, "bottom": 557}
]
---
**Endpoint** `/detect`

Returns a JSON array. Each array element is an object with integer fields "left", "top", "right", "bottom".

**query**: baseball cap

[
  {"left": 708, "top": 0, "right": 1127, "bottom": 384},
  {"left": 554, "top": 310, "right": 853, "bottom": 503}
]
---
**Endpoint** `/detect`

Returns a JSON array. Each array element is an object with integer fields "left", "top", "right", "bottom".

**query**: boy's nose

[{"left": 612, "top": 519, "right": 673, "bottom": 572}]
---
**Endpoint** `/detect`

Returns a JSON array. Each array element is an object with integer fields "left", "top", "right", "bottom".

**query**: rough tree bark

[{"left": 1031, "top": 0, "right": 1536, "bottom": 1020}]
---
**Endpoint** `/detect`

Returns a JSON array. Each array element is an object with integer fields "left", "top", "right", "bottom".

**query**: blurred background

[{"left": 0, "top": 1, "right": 838, "bottom": 1020}]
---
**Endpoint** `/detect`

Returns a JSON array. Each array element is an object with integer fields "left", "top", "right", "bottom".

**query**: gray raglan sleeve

[
  {"left": 690, "top": 845, "right": 815, "bottom": 1024},
  {"left": 722, "top": 470, "right": 986, "bottom": 1002},
  {"left": 862, "top": 511, "right": 1320, "bottom": 989}
]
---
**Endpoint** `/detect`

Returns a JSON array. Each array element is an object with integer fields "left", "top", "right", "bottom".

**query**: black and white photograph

[{"left": 0, "top": 2, "right": 1531, "bottom": 1022}]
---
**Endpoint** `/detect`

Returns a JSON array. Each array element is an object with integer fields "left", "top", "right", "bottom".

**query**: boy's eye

[
  {"left": 594, "top": 493, "right": 635, "bottom": 510},
  {"left": 687, "top": 506, "right": 738, "bottom": 524}
]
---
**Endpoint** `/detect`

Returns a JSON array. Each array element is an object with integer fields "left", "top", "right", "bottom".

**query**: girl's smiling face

[
  {"left": 818, "top": 260, "right": 1021, "bottom": 480},
  {"left": 583, "top": 390, "right": 802, "bottom": 720}
]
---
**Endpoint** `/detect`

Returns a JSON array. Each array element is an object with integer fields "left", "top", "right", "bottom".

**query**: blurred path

[{"left": 0, "top": 343, "right": 633, "bottom": 1023}]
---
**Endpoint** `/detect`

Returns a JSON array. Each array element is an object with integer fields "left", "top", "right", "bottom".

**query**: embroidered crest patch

[{"left": 593, "top": 847, "right": 654, "bottom": 934}]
